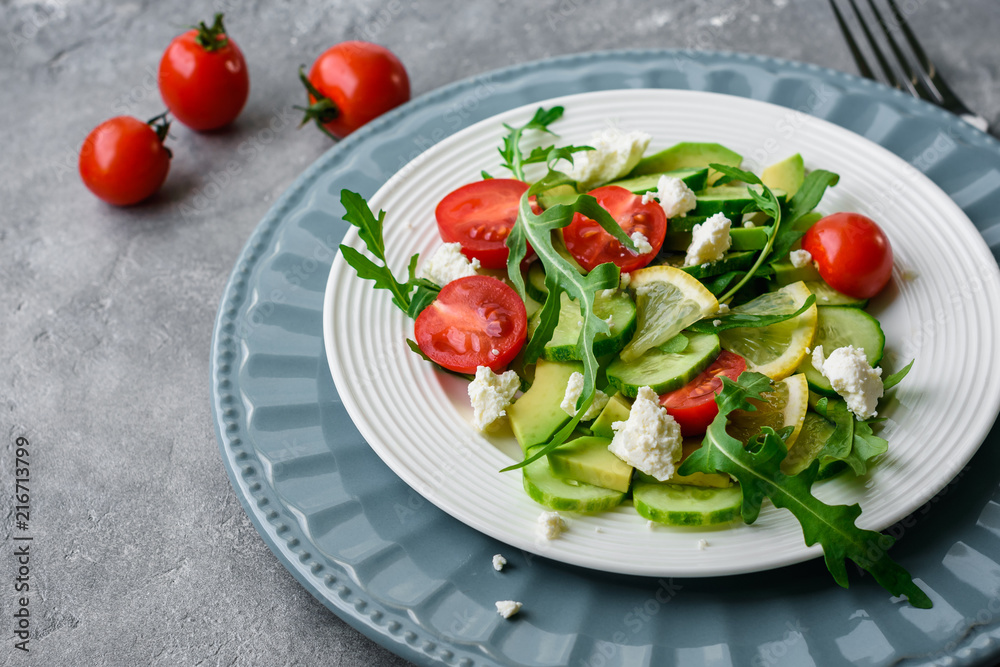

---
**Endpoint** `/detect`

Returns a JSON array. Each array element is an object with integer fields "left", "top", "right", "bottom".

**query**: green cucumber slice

[
  {"left": 661, "top": 227, "right": 770, "bottom": 253},
  {"left": 664, "top": 215, "right": 709, "bottom": 232},
  {"left": 797, "top": 306, "right": 885, "bottom": 396},
  {"left": 526, "top": 261, "right": 548, "bottom": 303},
  {"left": 522, "top": 454, "right": 625, "bottom": 512},
  {"left": 530, "top": 291, "right": 638, "bottom": 362},
  {"left": 605, "top": 167, "right": 709, "bottom": 194},
  {"left": 633, "top": 476, "right": 742, "bottom": 526},
  {"left": 606, "top": 331, "right": 720, "bottom": 397},
  {"left": 805, "top": 281, "right": 868, "bottom": 308},
  {"left": 693, "top": 186, "right": 787, "bottom": 218}
]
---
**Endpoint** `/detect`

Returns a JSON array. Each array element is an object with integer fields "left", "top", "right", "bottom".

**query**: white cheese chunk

[
  {"left": 812, "top": 345, "right": 883, "bottom": 420},
  {"left": 683, "top": 213, "right": 732, "bottom": 267},
  {"left": 495, "top": 600, "right": 522, "bottom": 619},
  {"left": 468, "top": 366, "right": 520, "bottom": 431},
  {"left": 418, "top": 242, "right": 480, "bottom": 286},
  {"left": 608, "top": 386, "right": 683, "bottom": 481},
  {"left": 560, "top": 372, "right": 609, "bottom": 421},
  {"left": 566, "top": 130, "right": 651, "bottom": 190},
  {"left": 640, "top": 175, "right": 697, "bottom": 218},
  {"left": 697, "top": 539, "right": 709, "bottom": 550},
  {"left": 492, "top": 554, "right": 507, "bottom": 572},
  {"left": 536, "top": 511, "right": 566, "bottom": 540},
  {"left": 630, "top": 231, "right": 654, "bottom": 255},
  {"left": 789, "top": 248, "right": 813, "bottom": 269}
]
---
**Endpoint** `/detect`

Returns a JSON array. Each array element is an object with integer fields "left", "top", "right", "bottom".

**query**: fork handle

[{"left": 960, "top": 113, "right": 990, "bottom": 133}]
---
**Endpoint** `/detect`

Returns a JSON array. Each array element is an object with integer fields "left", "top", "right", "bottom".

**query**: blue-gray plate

[{"left": 211, "top": 50, "right": 1000, "bottom": 667}]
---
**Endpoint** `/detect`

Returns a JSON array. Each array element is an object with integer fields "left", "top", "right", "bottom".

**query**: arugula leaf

[
  {"left": 883, "top": 359, "right": 914, "bottom": 391},
  {"left": 767, "top": 170, "right": 840, "bottom": 264},
  {"left": 339, "top": 190, "right": 441, "bottom": 317},
  {"left": 498, "top": 106, "right": 566, "bottom": 180},
  {"left": 688, "top": 295, "right": 815, "bottom": 332},
  {"left": 700, "top": 270, "right": 742, "bottom": 296},
  {"left": 680, "top": 373, "right": 931, "bottom": 608},
  {"left": 405, "top": 339, "right": 475, "bottom": 381},
  {"left": 813, "top": 397, "right": 887, "bottom": 475},
  {"left": 708, "top": 165, "right": 783, "bottom": 304}
]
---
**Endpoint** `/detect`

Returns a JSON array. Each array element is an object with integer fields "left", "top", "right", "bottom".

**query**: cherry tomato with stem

[
  {"left": 801, "top": 212, "right": 893, "bottom": 299},
  {"left": 79, "top": 113, "right": 172, "bottom": 206},
  {"left": 435, "top": 179, "right": 539, "bottom": 269},
  {"left": 659, "top": 351, "right": 746, "bottom": 437},
  {"left": 414, "top": 275, "right": 527, "bottom": 374},
  {"left": 158, "top": 13, "right": 249, "bottom": 131},
  {"left": 561, "top": 185, "right": 666, "bottom": 273},
  {"left": 297, "top": 41, "right": 410, "bottom": 140}
]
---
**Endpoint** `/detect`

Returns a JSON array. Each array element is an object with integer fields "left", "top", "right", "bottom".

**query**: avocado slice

[
  {"left": 590, "top": 392, "right": 632, "bottom": 439},
  {"left": 628, "top": 142, "right": 743, "bottom": 185},
  {"left": 606, "top": 167, "right": 709, "bottom": 194},
  {"left": 771, "top": 259, "right": 822, "bottom": 286},
  {"left": 548, "top": 436, "right": 633, "bottom": 493},
  {"left": 508, "top": 359, "right": 581, "bottom": 453},
  {"left": 762, "top": 153, "right": 805, "bottom": 198}
]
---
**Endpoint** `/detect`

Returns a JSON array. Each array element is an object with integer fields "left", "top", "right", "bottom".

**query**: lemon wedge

[
  {"left": 726, "top": 372, "right": 809, "bottom": 449},
  {"left": 718, "top": 281, "right": 817, "bottom": 380},
  {"left": 619, "top": 265, "right": 718, "bottom": 362}
]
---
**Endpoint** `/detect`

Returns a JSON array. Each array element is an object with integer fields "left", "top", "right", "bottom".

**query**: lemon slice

[
  {"left": 619, "top": 265, "right": 718, "bottom": 362},
  {"left": 726, "top": 373, "right": 809, "bottom": 449},
  {"left": 718, "top": 281, "right": 817, "bottom": 380}
]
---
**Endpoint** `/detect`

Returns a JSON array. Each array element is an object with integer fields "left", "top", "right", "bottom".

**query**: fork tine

[
  {"left": 844, "top": 0, "right": 905, "bottom": 90},
  {"left": 885, "top": 0, "right": 971, "bottom": 114},
  {"left": 827, "top": 0, "right": 877, "bottom": 80},
  {"left": 863, "top": 0, "right": 924, "bottom": 99}
]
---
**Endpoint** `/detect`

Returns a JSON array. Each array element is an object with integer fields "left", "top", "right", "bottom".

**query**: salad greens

[{"left": 680, "top": 372, "right": 931, "bottom": 608}]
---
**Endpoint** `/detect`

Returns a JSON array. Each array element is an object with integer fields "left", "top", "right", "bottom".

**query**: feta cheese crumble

[
  {"left": 684, "top": 213, "right": 732, "bottom": 267},
  {"left": 716, "top": 303, "right": 730, "bottom": 315},
  {"left": 712, "top": 319, "right": 723, "bottom": 327},
  {"left": 566, "top": 129, "right": 651, "bottom": 190},
  {"left": 561, "top": 372, "right": 609, "bottom": 421},
  {"left": 537, "top": 511, "right": 566, "bottom": 540},
  {"left": 492, "top": 554, "right": 507, "bottom": 572},
  {"left": 467, "top": 366, "right": 520, "bottom": 431},
  {"left": 495, "top": 600, "right": 522, "bottom": 619},
  {"left": 789, "top": 249, "right": 813, "bottom": 269},
  {"left": 629, "top": 231, "right": 653, "bottom": 255},
  {"left": 697, "top": 539, "right": 709, "bottom": 550},
  {"left": 812, "top": 345, "right": 884, "bottom": 420},
  {"left": 608, "top": 386, "right": 683, "bottom": 481},
  {"left": 418, "top": 242, "right": 480, "bottom": 286},
  {"left": 640, "top": 175, "right": 698, "bottom": 218}
]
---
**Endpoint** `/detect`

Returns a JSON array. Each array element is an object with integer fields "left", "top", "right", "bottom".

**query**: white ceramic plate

[{"left": 324, "top": 89, "right": 1000, "bottom": 577}]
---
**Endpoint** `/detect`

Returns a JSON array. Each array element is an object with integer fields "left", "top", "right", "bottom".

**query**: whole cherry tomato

[
  {"left": 158, "top": 13, "right": 249, "bottom": 131},
  {"left": 801, "top": 212, "right": 893, "bottom": 299},
  {"left": 298, "top": 41, "right": 410, "bottom": 140},
  {"left": 79, "top": 114, "right": 172, "bottom": 206}
]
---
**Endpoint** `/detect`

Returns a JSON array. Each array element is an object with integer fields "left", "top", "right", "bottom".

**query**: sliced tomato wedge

[
  {"left": 561, "top": 185, "right": 666, "bottom": 273},
  {"left": 414, "top": 275, "right": 527, "bottom": 374},
  {"left": 435, "top": 179, "right": 538, "bottom": 269},
  {"left": 659, "top": 350, "right": 747, "bottom": 436}
]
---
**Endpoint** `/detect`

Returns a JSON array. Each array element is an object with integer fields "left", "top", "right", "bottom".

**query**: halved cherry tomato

[
  {"left": 561, "top": 185, "right": 666, "bottom": 273},
  {"left": 659, "top": 351, "right": 747, "bottom": 436},
  {"left": 158, "top": 13, "right": 249, "bottom": 131},
  {"left": 435, "top": 179, "right": 539, "bottom": 269},
  {"left": 414, "top": 275, "right": 527, "bottom": 374},
  {"left": 801, "top": 212, "right": 893, "bottom": 299}
]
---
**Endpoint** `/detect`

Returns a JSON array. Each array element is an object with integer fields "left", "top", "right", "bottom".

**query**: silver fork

[{"left": 828, "top": 0, "right": 989, "bottom": 132}]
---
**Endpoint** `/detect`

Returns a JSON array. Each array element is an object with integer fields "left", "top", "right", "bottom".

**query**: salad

[{"left": 337, "top": 106, "right": 928, "bottom": 608}]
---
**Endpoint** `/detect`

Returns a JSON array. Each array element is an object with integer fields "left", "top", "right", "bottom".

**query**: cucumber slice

[
  {"left": 529, "top": 292, "right": 638, "bottom": 362},
  {"left": 526, "top": 261, "right": 548, "bottom": 303},
  {"left": 606, "top": 331, "right": 720, "bottom": 397},
  {"left": 522, "top": 454, "right": 625, "bottom": 512},
  {"left": 661, "top": 227, "right": 770, "bottom": 253},
  {"left": 605, "top": 167, "right": 709, "bottom": 194},
  {"left": 693, "top": 186, "right": 787, "bottom": 218},
  {"left": 664, "top": 215, "right": 709, "bottom": 232},
  {"left": 805, "top": 281, "right": 868, "bottom": 308},
  {"left": 633, "top": 476, "right": 742, "bottom": 526},
  {"left": 797, "top": 307, "right": 885, "bottom": 396}
]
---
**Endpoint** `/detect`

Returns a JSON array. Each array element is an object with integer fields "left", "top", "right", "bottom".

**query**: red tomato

[
  {"left": 801, "top": 213, "right": 893, "bottom": 299},
  {"left": 414, "top": 276, "right": 527, "bottom": 374},
  {"left": 561, "top": 185, "right": 666, "bottom": 273},
  {"left": 435, "top": 179, "right": 540, "bottom": 269},
  {"left": 660, "top": 351, "right": 747, "bottom": 436},
  {"left": 299, "top": 41, "right": 410, "bottom": 140},
  {"left": 158, "top": 14, "right": 249, "bottom": 131},
  {"left": 79, "top": 115, "right": 172, "bottom": 206}
]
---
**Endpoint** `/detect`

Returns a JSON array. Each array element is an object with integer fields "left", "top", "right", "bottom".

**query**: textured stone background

[{"left": 1, "top": 0, "right": 997, "bottom": 665}]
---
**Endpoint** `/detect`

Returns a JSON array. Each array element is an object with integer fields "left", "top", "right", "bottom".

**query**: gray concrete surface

[{"left": 1, "top": 0, "right": 997, "bottom": 665}]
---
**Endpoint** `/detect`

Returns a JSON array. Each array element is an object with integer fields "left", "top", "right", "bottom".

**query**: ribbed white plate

[{"left": 324, "top": 89, "right": 1000, "bottom": 577}]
